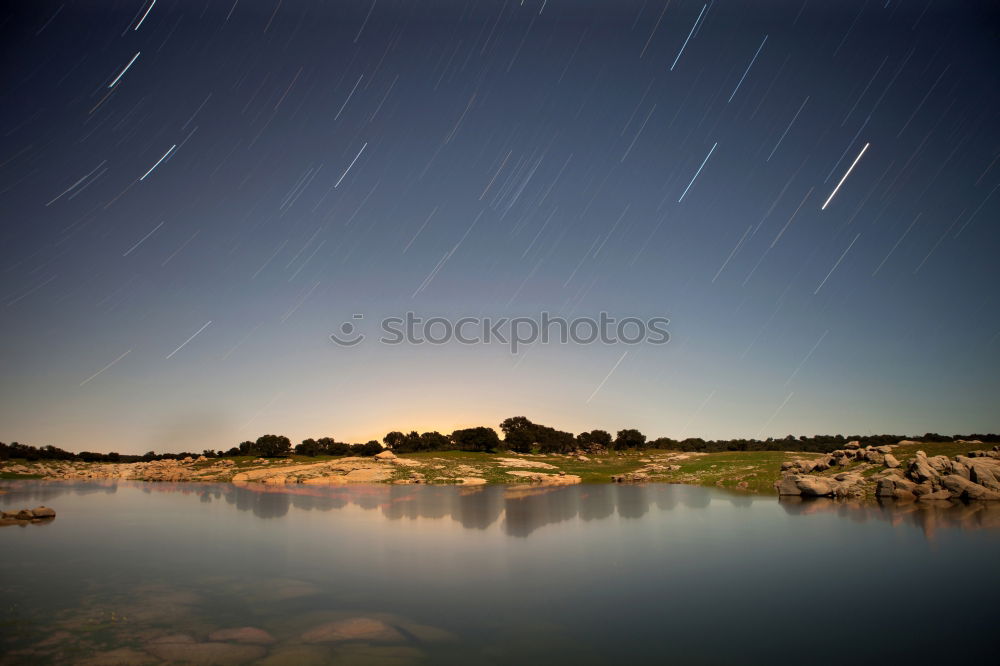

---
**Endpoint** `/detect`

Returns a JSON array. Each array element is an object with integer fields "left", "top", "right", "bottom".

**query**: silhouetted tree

[
  {"left": 452, "top": 427, "right": 500, "bottom": 452},
  {"left": 613, "top": 429, "right": 647, "bottom": 450}
]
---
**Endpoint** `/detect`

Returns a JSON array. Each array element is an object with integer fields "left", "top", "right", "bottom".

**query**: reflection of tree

[
  {"left": 230, "top": 485, "right": 290, "bottom": 519},
  {"left": 453, "top": 487, "right": 503, "bottom": 530},
  {"left": 10, "top": 478, "right": 997, "bottom": 541},
  {"left": 616, "top": 485, "right": 650, "bottom": 520},
  {"left": 503, "top": 486, "right": 581, "bottom": 538},
  {"left": 579, "top": 485, "right": 615, "bottom": 522}
]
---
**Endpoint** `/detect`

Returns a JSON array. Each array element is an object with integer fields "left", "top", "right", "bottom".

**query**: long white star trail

[
  {"left": 756, "top": 392, "right": 794, "bottom": 439},
  {"left": 140, "top": 145, "right": 176, "bottom": 180},
  {"left": 334, "top": 142, "right": 367, "bottom": 188},
  {"left": 134, "top": 0, "right": 156, "bottom": 31},
  {"left": 122, "top": 220, "right": 164, "bottom": 256},
  {"left": 814, "top": 233, "right": 861, "bottom": 294},
  {"left": 670, "top": 4, "right": 707, "bottom": 71},
  {"left": 821, "top": 142, "right": 869, "bottom": 209},
  {"left": 678, "top": 141, "right": 718, "bottom": 202},
  {"left": 767, "top": 96, "right": 809, "bottom": 162},
  {"left": 165, "top": 320, "right": 212, "bottom": 359},
  {"left": 107, "top": 52, "right": 140, "bottom": 88},
  {"left": 586, "top": 351, "right": 629, "bottom": 403},
  {"left": 79, "top": 349, "right": 132, "bottom": 387},
  {"left": 728, "top": 35, "right": 767, "bottom": 103}
]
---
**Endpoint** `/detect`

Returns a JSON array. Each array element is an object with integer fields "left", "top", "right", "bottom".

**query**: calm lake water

[{"left": 2, "top": 481, "right": 998, "bottom": 665}]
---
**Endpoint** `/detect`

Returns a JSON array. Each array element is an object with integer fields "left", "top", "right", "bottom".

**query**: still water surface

[{"left": 2, "top": 481, "right": 998, "bottom": 665}]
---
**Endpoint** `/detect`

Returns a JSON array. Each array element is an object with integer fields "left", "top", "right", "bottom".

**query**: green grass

[{"left": 650, "top": 450, "right": 811, "bottom": 494}]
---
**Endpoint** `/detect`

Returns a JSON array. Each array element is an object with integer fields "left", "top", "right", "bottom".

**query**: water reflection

[
  {"left": 4, "top": 480, "right": 1000, "bottom": 537},
  {"left": 778, "top": 496, "right": 1000, "bottom": 539}
]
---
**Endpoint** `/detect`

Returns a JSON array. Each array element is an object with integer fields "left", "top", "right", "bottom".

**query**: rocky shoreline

[
  {"left": 3, "top": 441, "right": 1000, "bottom": 504},
  {"left": 776, "top": 441, "right": 1000, "bottom": 501}
]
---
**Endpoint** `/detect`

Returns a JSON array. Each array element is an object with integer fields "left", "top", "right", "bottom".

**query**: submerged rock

[
  {"left": 301, "top": 617, "right": 405, "bottom": 643},
  {"left": 144, "top": 634, "right": 266, "bottom": 664},
  {"left": 207, "top": 626, "right": 276, "bottom": 644}
]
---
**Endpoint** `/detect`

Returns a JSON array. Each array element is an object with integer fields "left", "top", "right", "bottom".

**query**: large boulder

[
  {"left": 30, "top": 506, "right": 55, "bottom": 518},
  {"left": 908, "top": 451, "right": 937, "bottom": 483},
  {"left": 776, "top": 474, "right": 801, "bottom": 496},
  {"left": 844, "top": 441, "right": 860, "bottom": 450},
  {"left": 374, "top": 450, "right": 397, "bottom": 461},
  {"left": 967, "top": 459, "right": 1000, "bottom": 491},
  {"left": 940, "top": 475, "right": 1000, "bottom": 501},
  {"left": 883, "top": 454, "right": 900, "bottom": 468},
  {"left": 795, "top": 476, "right": 835, "bottom": 497},
  {"left": 864, "top": 451, "right": 885, "bottom": 465}
]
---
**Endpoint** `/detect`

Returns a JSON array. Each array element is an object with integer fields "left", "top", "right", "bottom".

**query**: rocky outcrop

[
  {"left": 775, "top": 472, "right": 865, "bottom": 498},
  {"left": 0, "top": 505, "right": 56, "bottom": 526},
  {"left": 779, "top": 445, "right": 1000, "bottom": 502},
  {"left": 871, "top": 447, "right": 1000, "bottom": 502}
]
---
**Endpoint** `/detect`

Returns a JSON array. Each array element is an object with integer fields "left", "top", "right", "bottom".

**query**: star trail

[{"left": 1, "top": 1, "right": 998, "bottom": 453}]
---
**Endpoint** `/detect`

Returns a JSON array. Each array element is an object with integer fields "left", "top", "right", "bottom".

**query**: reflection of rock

[
  {"left": 145, "top": 634, "right": 266, "bottom": 664},
  {"left": 207, "top": 626, "right": 275, "bottom": 644},
  {"left": 332, "top": 644, "right": 424, "bottom": 665},
  {"left": 76, "top": 647, "right": 158, "bottom": 665},
  {"left": 506, "top": 470, "right": 581, "bottom": 485},
  {"left": 254, "top": 645, "right": 333, "bottom": 665},
  {"left": 301, "top": 617, "right": 405, "bottom": 643}
]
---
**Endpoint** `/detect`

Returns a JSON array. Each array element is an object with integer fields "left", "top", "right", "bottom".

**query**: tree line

[{"left": 2, "top": 417, "right": 998, "bottom": 462}]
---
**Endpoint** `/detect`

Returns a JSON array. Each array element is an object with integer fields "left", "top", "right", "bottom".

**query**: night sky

[{"left": 2, "top": 1, "right": 999, "bottom": 454}]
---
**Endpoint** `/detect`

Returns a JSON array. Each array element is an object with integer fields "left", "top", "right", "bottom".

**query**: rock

[
  {"left": 845, "top": 441, "right": 860, "bottom": 450},
  {"left": 908, "top": 452, "right": 937, "bottom": 483},
  {"left": 864, "top": 451, "right": 884, "bottom": 465},
  {"left": 301, "top": 617, "right": 404, "bottom": 643},
  {"left": 14, "top": 510, "right": 33, "bottom": 520},
  {"left": 876, "top": 478, "right": 896, "bottom": 498},
  {"left": 780, "top": 461, "right": 796, "bottom": 471},
  {"left": 795, "top": 476, "right": 835, "bottom": 497},
  {"left": 812, "top": 460, "right": 829, "bottom": 472},
  {"left": 875, "top": 445, "right": 893, "bottom": 454},
  {"left": 967, "top": 459, "right": 1000, "bottom": 491},
  {"left": 940, "top": 474, "right": 1000, "bottom": 501},
  {"left": 374, "top": 450, "right": 397, "bottom": 461},
  {"left": 893, "top": 489, "right": 916, "bottom": 501},
  {"left": 207, "top": 626, "right": 276, "bottom": 644},
  {"left": 917, "top": 489, "right": 953, "bottom": 501},
  {"left": 883, "top": 454, "right": 901, "bottom": 468},
  {"left": 30, "top": 506, "right": 56, "bottom": 518},
  {"left": 776, "top": 474, "right": 801, "bottom": 496},
  {"left": 926, "top": 455, "right": 952, "bottom": 474}
]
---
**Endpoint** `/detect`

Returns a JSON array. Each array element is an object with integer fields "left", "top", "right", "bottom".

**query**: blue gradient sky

[{"left": 1, "top": 1, "right": 998, "bottom": 453}]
